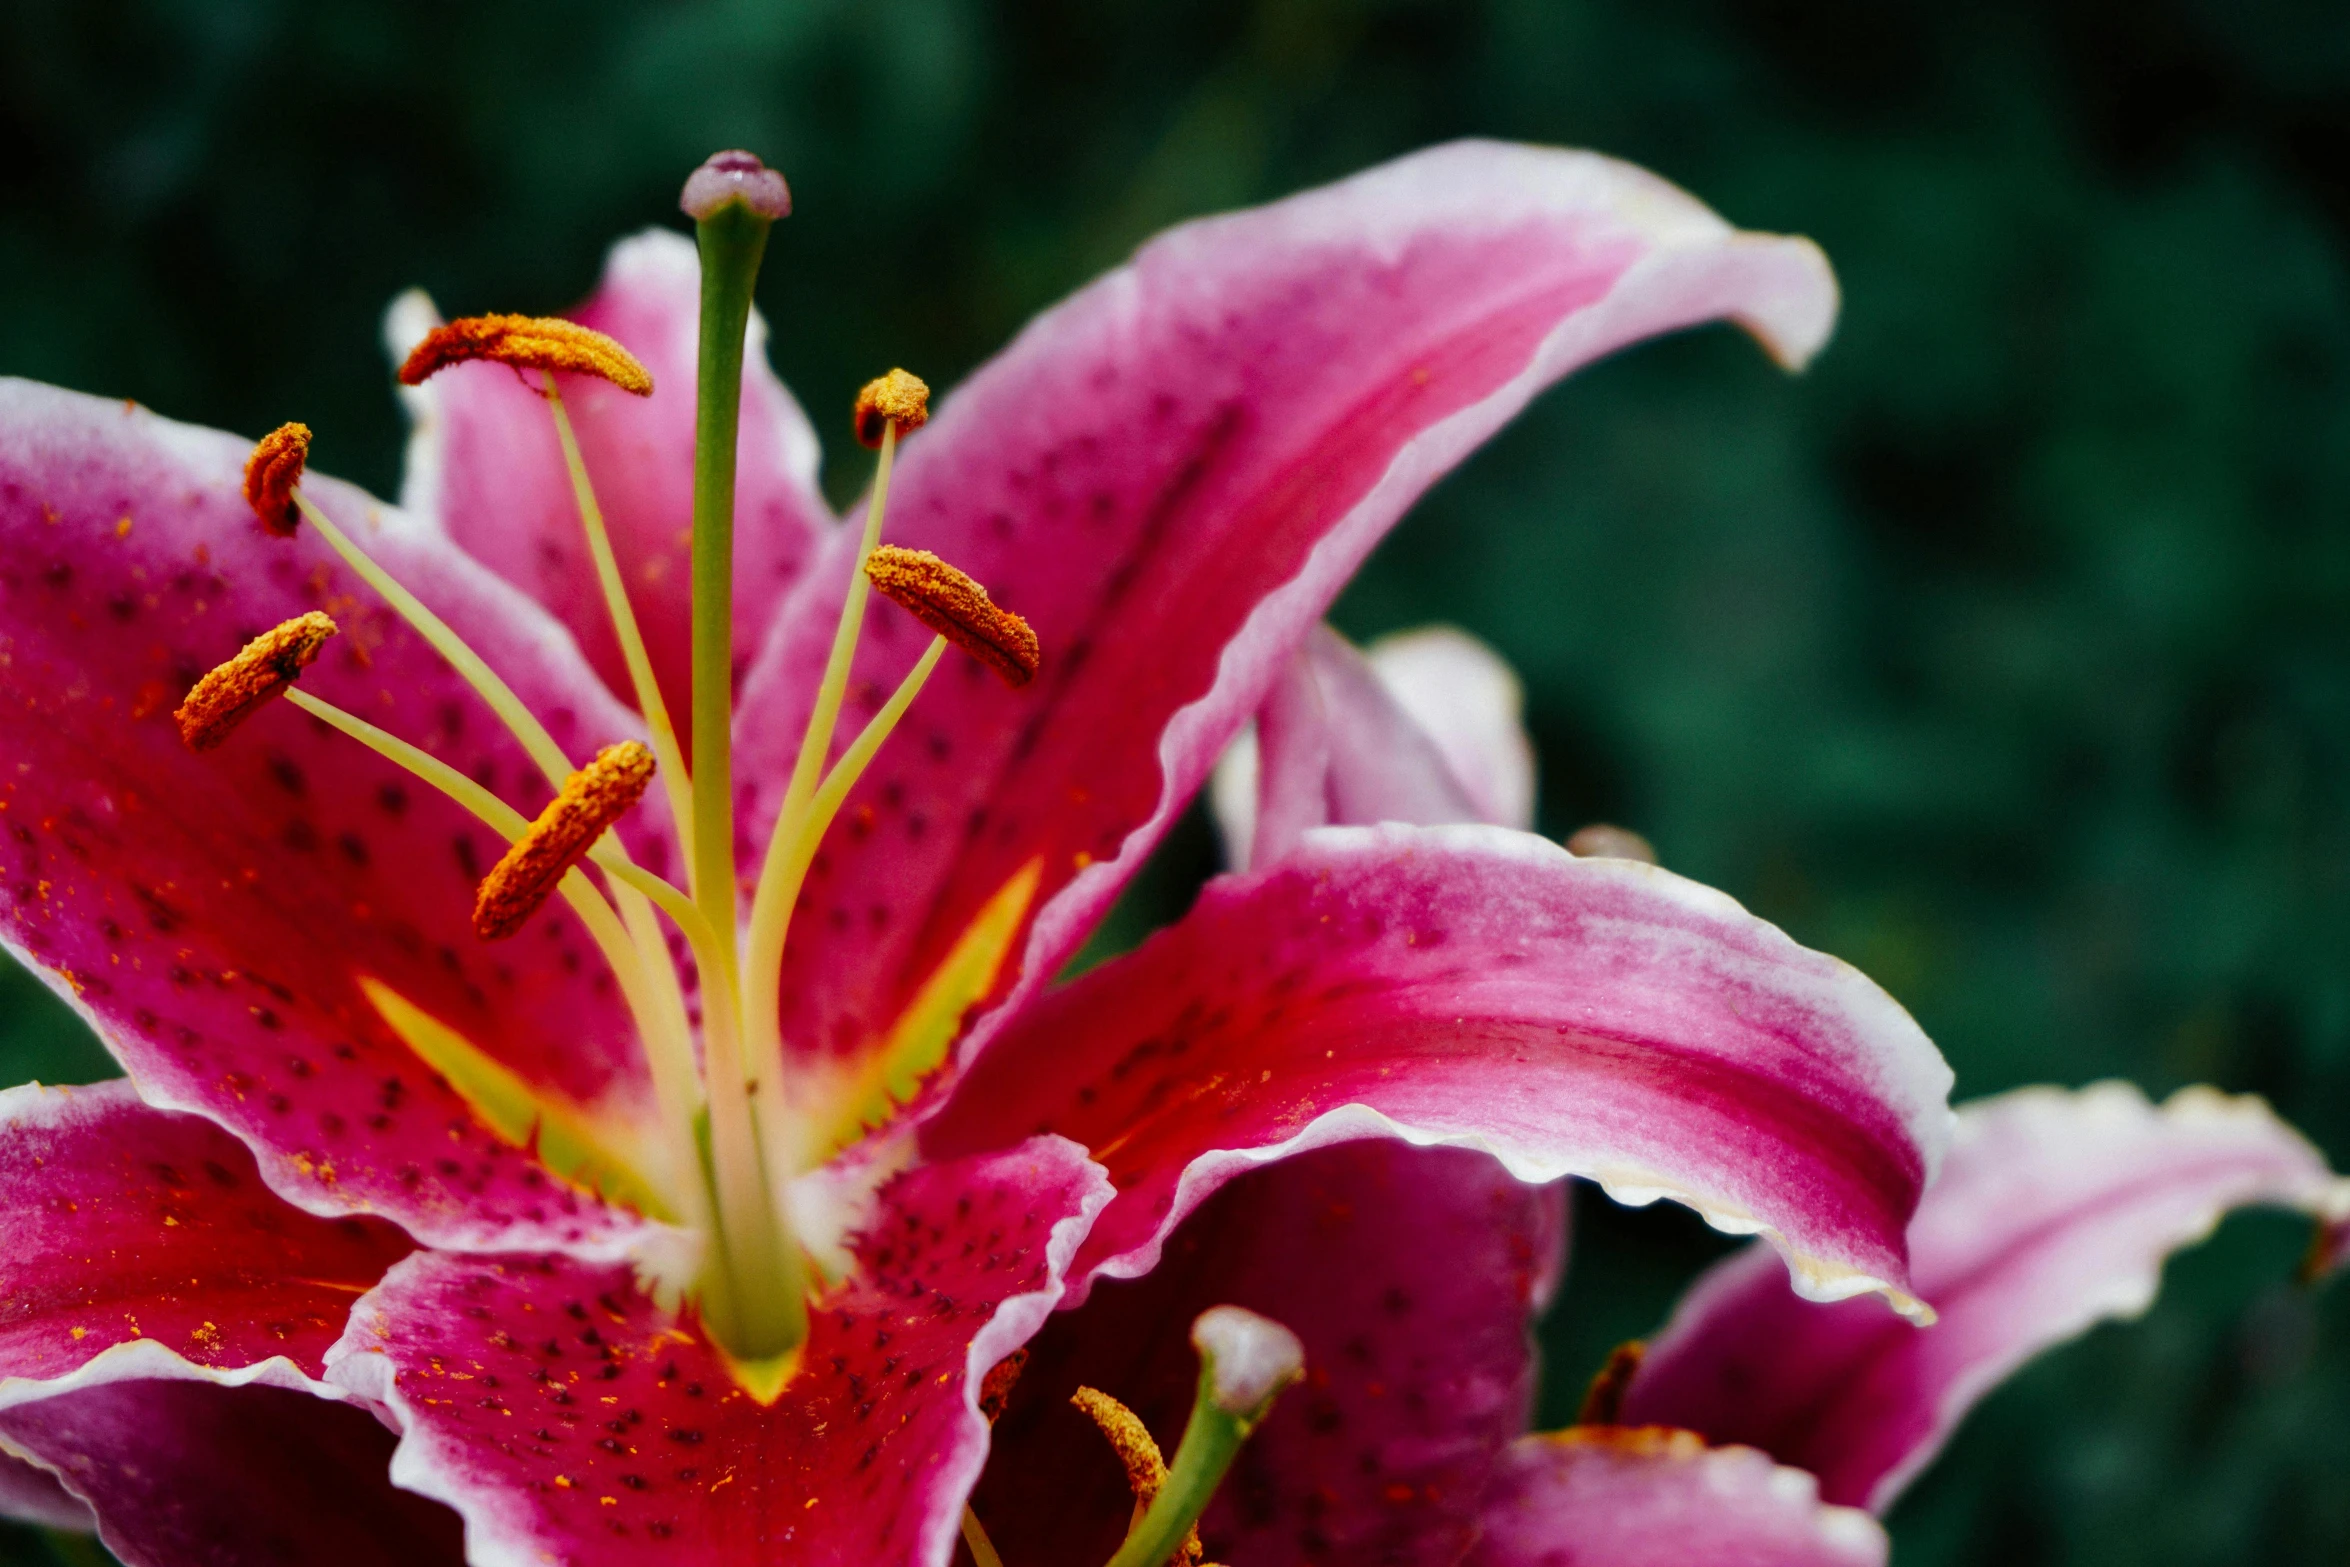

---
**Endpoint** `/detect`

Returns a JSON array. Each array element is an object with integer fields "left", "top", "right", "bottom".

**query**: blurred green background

[{"left": 5, "top": 0, "right": 2348, "bottom": 1561}]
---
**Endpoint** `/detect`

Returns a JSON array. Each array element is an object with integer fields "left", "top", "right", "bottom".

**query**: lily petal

[
  {"left": 390, "top": 230, "right": 833, "bottom": 725},
  {"left": 927, "top": 822, "right": 1951, "bottom": 1322},
  {"left": 1465, "top": 1429, "right": 1886, "bottom": 1567},
  {"left": 1623, "top": 1081, "right": 2350, "bottom": 1511},
  {"left": 973, "top": 1141, "right": 1563, "bottom": 1567},
  {"left": 325, "top": 1137, "right": 1111, "bottom": 1567},
  {"left": 0, "top": 380, "right": 665, "bottom": 1252},
  {"left": 0, "top": 1080, "right": 449, "bottom": 1564},
  {"left": 733, "top": 139, "right": 1837, "bottom": 1093},
  {"left": 0, "top": 1452, "right": 94, "bottom": 1530},
  {"left": 0, "top": 1080, "right": 410, "bottom": 1383},
  {"left": 0, "top": 1381, "right": 464, "bottom": 1567},
  {"left": 1212, "top": 625, "right": 1518, "bottom": 870},
  {"left": 1362, "top": 626, "right": 1537, "bottom": 833}
]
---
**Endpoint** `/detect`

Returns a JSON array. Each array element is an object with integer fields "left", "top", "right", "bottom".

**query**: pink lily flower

[
  {"left": 1194, "top": 622, "right": 2350, "bottom": 1564},
  {"left": 0, "top": 139, "right": 1973, "bottom": 1567}
]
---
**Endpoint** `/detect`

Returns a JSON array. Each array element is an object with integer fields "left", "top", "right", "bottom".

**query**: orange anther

[
  {"left": 175, "top": 612, "right": 338, "bottom": 751},
  {"left": 863, "top": 546, "right": 1040, "bottom": 688},
  {"left": 399, "top": 316, "right": 653, "bottom": 397},
  {"left": 473, "top": 743, "right": 656, "bottom": 940},
  {"left": 244, "top": 423, "right": 311, "bottom": 537},
  {"left": 853, "top": 369, "right": 929, "bottom": 448}
]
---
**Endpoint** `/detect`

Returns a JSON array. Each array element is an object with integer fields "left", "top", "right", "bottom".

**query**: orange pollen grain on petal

[
  {"left": 174, "top": 612, "right": 338, "bottom": 752},
  {"left": 853, "top": 368, "right": 929, "bottom": 448},
  {"left": 243, "top": 423, "right": 311, "bottom": 537},
  {"left": 398, "top": 315, "right": 653, "bottom": 397},
  {"left": 473, "top": 742, "right": 656, "bottom": 941},
  {"left": 863, "top": 545, "right": 1040, "bottom": 688}
]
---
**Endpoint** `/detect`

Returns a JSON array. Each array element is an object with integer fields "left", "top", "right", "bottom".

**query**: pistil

[{"left": 179, "top": 150, "right": 1045, "bottom": 1397}]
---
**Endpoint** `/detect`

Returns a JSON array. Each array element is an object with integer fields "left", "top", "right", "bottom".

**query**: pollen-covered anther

[
  {"left": 1070, "top": 1387, "right": 1202, "bottom": 1567},
  {"left": 977, "top": 1348, "right": 1027, "bottom": 1424},
  {"left": 863, "top": 545, "right": 1041, "bottom": 688},
  {"left": 174, "top": 612, "right": 338, "bottom": 752},
  {"left": 243, "top": 422, "right": 311, "bottom": 537},
  {"left": 1574, "top": 1339, "right": 1647, "bottom": 1427},
  {"left": 853, "top": 369, "right": 929, "bottom": 448},
  {"left": 473, "top": 742, "right": 657, "bottom": 941},
  {"left": 399, "top": 315, "right": 653, "bottom": 397}
]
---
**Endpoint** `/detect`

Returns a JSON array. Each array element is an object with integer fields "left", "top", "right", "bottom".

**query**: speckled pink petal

[
  {"left": 389, "top": 230, "right": 834, "bottom": 727},
  {"left": 732, "top": 140, "right": 1837, "bottom": 1092},
  {"left": 1625, "top": 1081, "right": 2350, "bottom": 1512},
  {"left": 971, "top": 1140, "right": 1562, "bottom": 1567},
  {"left": 0, "top": 1381, "right": 464, "bottom": 1567},
  {"left": 1213, "top": 625, "right": 1497, "bottom": 869},
  {"left": 325, "top": 1137, "right": 1110, "bottom": 1567},
  {"left": 0, "top": 1080, "right": 451, "bottom": 1564},
  {"left": 0, "top": 379, "right": 669, "bottom": 1253},
  {"left": 926, "top": 823, "right": 1951, "bottom": 1320},
  {"left": 0, "top": 1081, "right": 409, "bottom": 1383},
  {"left": 1466, "top": 1429, "right": 1886, "bottom": 1567}
]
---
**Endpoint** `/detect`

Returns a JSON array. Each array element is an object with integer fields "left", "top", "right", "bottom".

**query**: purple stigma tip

[{"left": 680, "top": 150, "right": 792, "bottom": 221}]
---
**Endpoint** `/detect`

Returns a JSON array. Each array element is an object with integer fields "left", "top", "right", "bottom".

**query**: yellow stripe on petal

[
  {"left": 360, "top": 977, "right": 680, "bottom": 1223},
  {"left": 810, "top": 858, "right": 1042, "bottom": 1163}
]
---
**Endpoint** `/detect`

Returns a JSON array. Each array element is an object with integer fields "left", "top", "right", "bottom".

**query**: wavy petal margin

[
  {"left": 1625, "top": 1081, "right": 2350, "bottom": 1510},
  {"left": 0, "top": 379, "right": 666, "bottom": 1254},
  {"left": 974, "top": 1141, "right": 1562, "bottom": 1566},
  {"left": 928, "top": 823, "right": 1952, "bottom": 1321},
  {"left": 1465, "top": 1428, "right": 1886, "bottom": 1567},
  {"left": 0, "top": 1081, "right": 454, "bottom": 1564},
  {"left": 326, "top": 1138, "right": 1111, "bottom": 1567},
  {"left": 734, "top": 139, "right": 1836, "bottom": 1106}
]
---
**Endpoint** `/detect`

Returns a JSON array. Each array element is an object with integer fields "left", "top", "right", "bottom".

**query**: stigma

[
  {"left": 474, "top": 742, "right": 657, "bottom": 940},
  {"left": 175, "top": 611, "right": 337, "bottom": 751}
]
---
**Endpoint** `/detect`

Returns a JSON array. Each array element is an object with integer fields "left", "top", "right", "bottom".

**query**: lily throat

[{"left": 179, "top": 151, "right": 1039, "bottom": 1392}]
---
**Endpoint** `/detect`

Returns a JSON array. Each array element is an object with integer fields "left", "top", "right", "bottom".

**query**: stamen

[
  {"left": 475, "top": 742, "right": 657, "bottom": 941},
  {"left": 1575, "top": 1340, "right": 1647, "bottom": 1426},
  {"left": 175, "top": 611, "right": 337, "bottom": 751},
  {"left": 863, "top": 546, "right": 1040, "bottom": 688},
  {"left": 1100, "top": 1307, "right": 1302, "bottom": 1567},
  {"left": 283, "top": 685, "right": 709, "bottom": 1232},
  {"left": 853, "top": 368, "right": 929, "bottom": 449},
  {"left": 1073, "top": 1387, "right": 1174, "bottom": 1502},
  {"left": 542, "top": 374, "right": 696, "bottom": 868},
  {"left": 243, "top": 423, "right": 310, "bottom": 537},
  {"left": 978, "top": 1349, "right": 1027, "bottom": 1423},
  {"left": 399, "top": 315, "right": 654, "bottom": 397}
]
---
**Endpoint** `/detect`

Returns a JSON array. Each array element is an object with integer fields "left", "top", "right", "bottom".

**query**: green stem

[
  {"left": 687, "top": 192, "right": 805, "bottom": 1366},
  {"left": 1102, "top": 1376, "right": 1247, "bottom": 1567},
  {"left": 1103, "top": 1315, "right": 1300, "bottom": 1567},
  {"left": 687, "top": 200, "right": 774, "bottom": 924}
]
